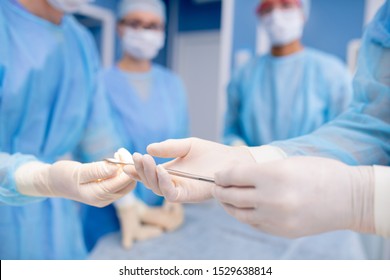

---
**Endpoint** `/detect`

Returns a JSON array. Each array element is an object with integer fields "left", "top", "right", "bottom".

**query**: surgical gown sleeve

[
  {"left": 74, "top": 76, "right": 122, "bottom": 162},
  {"left": 175, "top": 77, "right": 190, "bottom": 139},
  {"left": 223, "top": 67, "right": 247, "bottom": 145},
  {"left": 0, "top": 10, "right": 44, "bottom": 205},
  {"left": 324, "top": 60, "right": 353, "bottom": 121},
  {"left": 0, "top": 153, "right": 44, "bottom": 205},
  {"left": 374, "top": 165, "right": 390, "bottom": 237},
  {"left": 267, "top": 3, "right": 390, "bottom": 166}
]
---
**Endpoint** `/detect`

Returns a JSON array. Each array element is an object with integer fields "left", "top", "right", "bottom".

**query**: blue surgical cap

[
  {"left": 118, "top": 0, "right": 166, "bottom": 22},
  {"left": 259, "top": 0, "right": 311, "bottom": 18}
]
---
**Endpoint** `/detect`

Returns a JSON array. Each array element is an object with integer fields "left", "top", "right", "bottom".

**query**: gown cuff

[
  {"left": 248, "top": 145, "right": 288, "bottom": 163},
  {"left": 373, "top": 165, "right": 390, "bottom": 238}
]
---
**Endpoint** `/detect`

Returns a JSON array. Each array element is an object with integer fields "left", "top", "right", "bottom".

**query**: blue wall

[
  {"left": 231, "top": 0, "right": 366, "bottom": 64},
  {"left": 302, "top": 0, "right": 365, "bottom": 61},
  {"left": 232, "top": 0, "right": 258, "bottom": 60},
  {"left": 178, "top": 0, "right": 222, "bottom": 32}
]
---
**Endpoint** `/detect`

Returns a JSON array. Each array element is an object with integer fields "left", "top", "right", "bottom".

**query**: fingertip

[
  {"left": 146, "top": 143, "right": 159, "bottom": 154},
  {"left": 132, "top": 153, "right": 143, "bottom": 163},
  {"left": 211, "top": 185, "right": 222, "bottom": 199},
  {"left": 122, "top": 165, "right": 132, "bottom": 174},
  {"left": 214, "top": 169, "right": 227, "bottom": 187},
  {"left": 156, "top": 164, "right": 168, "bottom": 175},
  {"left": 142, "top": 153, "right": 155, "bottom": 163},
  {"left": 123, "top": 166, "right": 140, "bottom": 181},
  {"left": 117, "top": 148, "right": 134, "bottom": 163}
]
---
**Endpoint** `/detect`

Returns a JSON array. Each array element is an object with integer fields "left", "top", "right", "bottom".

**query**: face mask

[
  {"left": 261, "top": 8, "right": 304, "bottom": 46},
  {"left": 122, "top": 28, "right": 165, "bottom": 61},
  {"left": 47, "top": 0, "right": 92, "bottom": 13}
]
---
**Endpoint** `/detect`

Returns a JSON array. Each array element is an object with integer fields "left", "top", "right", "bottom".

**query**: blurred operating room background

[
  {"left": 77, "top": 0, "right": 385, "bottom": 142},
  {"left": 72, "top": 0, "right": 388, "bottom": 259}
]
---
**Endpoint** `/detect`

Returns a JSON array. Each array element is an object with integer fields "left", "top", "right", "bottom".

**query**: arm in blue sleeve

[
  {"left": 72, "top": 27, "right": 124, "bottom": 162},
  {"left": 176, "top": 77, "right": 190, "bottom": 138},
  {"left": 223, "top": 68, "right": 247, "bottom": 145},
  {"left": 271, "top": 3, "right": 390, "bottom": 166},
  {"left": 0, "top": 153, "right": 44, "bottom": 205},
  {"left": 74, "top": 75, "right": 123, "bottom": 163},
  {"left": 326, "top": 62, "right": 353, "bottom": 121},
  {"left": 0, "top": 10, "right": 44, "bottom": 205}
]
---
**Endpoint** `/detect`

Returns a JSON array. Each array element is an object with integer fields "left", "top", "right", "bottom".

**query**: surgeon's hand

[
  {"left": 124, "top": 138, "right": 256, "bottom": 203},
  {"left": 15, "top": 160, "right": 136, "bottom": 207},
  {"left": 212, "top": 157, "right": 375, "bottom": 238}
]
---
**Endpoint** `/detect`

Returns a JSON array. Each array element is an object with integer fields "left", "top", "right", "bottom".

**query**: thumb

[
  {"left": 147, "top": 138, "right": 193, "bottom": 158},
  {"left": 123, "top": 165, "right": 141, "bottom": 181},
  {"left": 79, "top": 161, "right": 119, "bottom": 184},
  {"left": 215, "top": 164, "right": 257, "bottom": 187}
]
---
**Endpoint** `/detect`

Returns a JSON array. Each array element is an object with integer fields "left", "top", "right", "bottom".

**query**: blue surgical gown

[
  {"left": 0, "top": 1, "right": 121, "bottom": 259},
  {"left": 81, "top": 65, "right": 189, "bottom": 251},
  {"left": 223, "top": 48, "right": 352, "bottom": 146},
  {"left": 271, "top": 2, "right": 390, "bottom": 166}
]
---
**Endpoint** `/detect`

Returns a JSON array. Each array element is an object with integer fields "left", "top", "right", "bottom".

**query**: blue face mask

[
  {"left": 47, "top": 0, "right": 93, "bottom": 13},
  {"left": 122, "top": 28, "right": 165, "bottom": 61},
  {"left": 261, "top": 8, "right": 304, "bottom": 46}
]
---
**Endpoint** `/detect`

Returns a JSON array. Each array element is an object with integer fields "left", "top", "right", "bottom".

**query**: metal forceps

[{"left": 104, "top": 158, "right": 215, "bottom": 184}]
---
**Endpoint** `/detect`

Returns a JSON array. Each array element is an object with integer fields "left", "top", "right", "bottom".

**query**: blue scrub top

[{"left": 224, "top": 48, "right": 353, "bottom": 147}]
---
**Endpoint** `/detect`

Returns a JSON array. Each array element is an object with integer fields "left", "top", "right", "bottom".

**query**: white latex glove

[
  {"left": 115, "top": 193, "right": 184, "bottom": 250},
  {"left": 15, "top": 160, "right": 135, "bottom": 208},
  {"left": 212, "top": 157, "right": 376, "bottom": 238},
  {"left": 115, "top": 200, "right": 164, "bottom": 250},
  {"left": 139, "top": 200, "right": 184, "bottom": 232},
  {"left": 124, "top": 138, "right": 257, "bottom": 203}
]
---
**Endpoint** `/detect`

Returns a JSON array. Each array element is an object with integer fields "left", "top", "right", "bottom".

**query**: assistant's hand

[
  {"left": 15, "top": 159, "right": 136, "bottom": 207},
  {"left": 212, "top": 157, "right": 375, "bottom": 238},
  {"left": 124, "top": 138, "right": 255, "bottom": 203}
]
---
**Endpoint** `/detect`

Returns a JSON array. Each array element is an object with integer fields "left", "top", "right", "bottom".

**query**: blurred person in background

[
  {"left": 0, "top": 0, "right": 135, "bottom": 259},
  {"left": 81, "top": 0, "right": 189, "bottom": 251},
  {"left": 223, "top": 0, "right": 352, "bottom": 147}
]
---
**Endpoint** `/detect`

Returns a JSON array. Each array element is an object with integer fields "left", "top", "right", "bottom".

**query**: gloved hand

[
  {"left": 15, "top": 159, "right": 135, "bottom": 208},
  {"left": 114, "top": 149, "right": 162, "bottom": 250},
  {"left": 212, "top": 157, "right": 375, "bottom": 238},
  {"left": 115, "top": 197, "right": 164, "bottom": 250},
  {"left": 115, "top": 196, "right": 185, "bottom": 249},
  {"left": 139, "top": 200, "right": 184, "bottom": 232},
  {"left": 124, "top": 137, "right": 258, "bottom": 203}
]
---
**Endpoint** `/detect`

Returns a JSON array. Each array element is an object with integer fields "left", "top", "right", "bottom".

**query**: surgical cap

[
  {"left": 259, "top": 0, "right": 311, "bottom": 18},
  {"left": 118, "top": 0, "right": 166, "bottom": 22}
]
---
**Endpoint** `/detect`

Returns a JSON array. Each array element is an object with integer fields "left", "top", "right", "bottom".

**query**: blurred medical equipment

[{"left": 78, "top": 4, "right": 115, "bottom": 67}]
